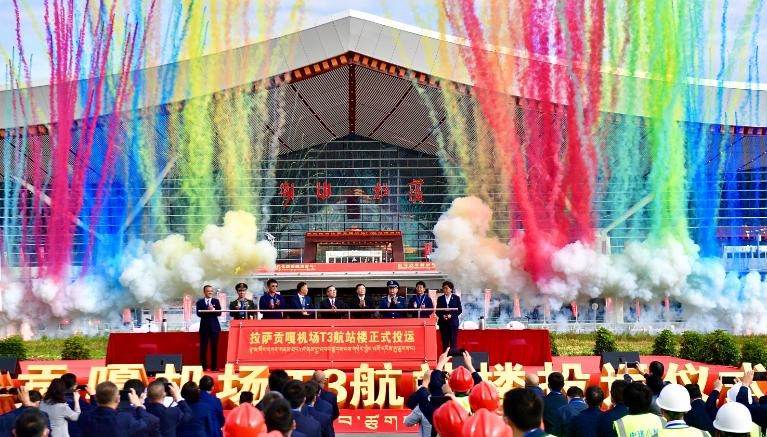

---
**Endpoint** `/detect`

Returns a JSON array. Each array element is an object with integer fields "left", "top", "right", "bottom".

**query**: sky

[{"left": 0, "top": 0, "right": 765, "bottom": 86}]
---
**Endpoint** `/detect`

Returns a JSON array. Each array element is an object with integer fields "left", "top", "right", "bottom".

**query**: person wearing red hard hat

[
  {"left": 463, "top": 408, "right": 514, "bottom": 436},
  {"left": 470, "top": 381, "right": 501, "bottom": 413},
  {"left": 433, "top": 400, "right": 468, "bottom": 437},
  {"left": 223, "top": 402, "right": 266, "bottom": 437}
]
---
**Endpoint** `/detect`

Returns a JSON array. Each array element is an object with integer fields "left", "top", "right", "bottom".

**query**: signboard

[
  {"left": 226, "top": 319, "right": 437, "bottom": 370},
  {"left": 258, "top": 262, "right": 438, "bottom": 274}
]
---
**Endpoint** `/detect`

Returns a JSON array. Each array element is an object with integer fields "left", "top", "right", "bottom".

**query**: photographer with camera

[{"left": 145, "top": 381, "right": 192, "bottom": 437}]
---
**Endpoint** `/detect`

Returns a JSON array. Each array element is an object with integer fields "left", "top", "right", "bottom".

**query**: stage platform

[{"left": 105, "top": 328, "right": 552, "bottom": 368}]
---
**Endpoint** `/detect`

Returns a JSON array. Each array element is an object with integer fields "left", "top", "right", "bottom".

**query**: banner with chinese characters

[
  {"left": 227, "top": 319, "right": 438, "bottom": 369},
  {"left": 10, "top": 361, "right": 767, "bottom": 433}
]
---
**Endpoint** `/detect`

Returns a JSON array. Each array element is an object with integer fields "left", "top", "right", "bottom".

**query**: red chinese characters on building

[
  {"left": 408, "top": 179, "right": 424, "bottom": 203},
  {"left": 373, "top": 182, "right": 390, "bottom": 201},
  {"left": 278, "top": 182, "right": 295, "bottom": 207},
  {"left": 316, "top": 181, "right": 332, "bottom": 201}
]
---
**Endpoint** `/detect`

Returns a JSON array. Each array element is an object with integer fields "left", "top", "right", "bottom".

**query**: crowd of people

[
  {"left": 0, "top": 369, "right": 339, "bottom": 437},
  {"left": 407, "top": 351, "right": 767, "bottom": 437}
]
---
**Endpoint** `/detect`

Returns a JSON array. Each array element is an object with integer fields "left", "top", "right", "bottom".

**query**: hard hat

[
  {"left": 223, "top": 403, "right": 266, "bottom": 436},
  {"left": 655, "top": 383, "right": 692, "bottom": 412},
  {"left": 714, "top": 402, "right": 753, "bottom": 434},
  {"left": 461, "top": 408, "right": 513, "bottom": 437},
  {"left": 449, "top": 366, "right": 475, "bottom": 393},
  {"left": 469, "top": 381, "right": 501, "bottom": 412},
  {"left": 433, "top": 400, "right": 469, "bottom": 437}
]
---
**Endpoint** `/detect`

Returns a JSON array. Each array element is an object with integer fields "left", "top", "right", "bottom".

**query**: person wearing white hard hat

[
  {"left": 713, "top": 402, "right": 754, "bottom": 437},
  {"left": 656, "top": 384, "right": 709, "bottom": 437}
]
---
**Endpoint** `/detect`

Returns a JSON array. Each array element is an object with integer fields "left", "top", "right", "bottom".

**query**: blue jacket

[
  {"left": 199, "top": 392, "right": 224, "bottom": 437},
  {"left": 259, "top": 293, "right": 286, "bottom": 319},
  {"left": 116, "top": 401, "right": 160, "bottom": 436},
  {"left": 65, "top": 392, "right": 93, "bottom": 437},
  {"left": 291, "top": 409, "right": 321, "bottom": 437},
  {"left": 177, "top": 401, "right": 216, "bottom": 437},
  {"left": 436, "top": 294, "right": 462, "bottom": 327},
  {"left": 145, "top": 400, "right": 193, "bottom": 437},
  {"left": 78, "top": 406, "right": 157, "bottom": 437},
  {"left": 314, "top": 397, "right": 334, "bottom": 420},
  {"left": 406, "top": 294, "right": 434, "bottom": 318},
  {"left": 195, "top": 298, "right": 222, "bottom": 333},
  {"left": 302, "top": 404, "right": 334, "bottom": 437},
  {"left": 0, "top": 406, "right": 50, "bottom": 437},
  {"left": 318, "top": 389, "right": 339, "bottom": 420},
  {"left": 568, "top": 406, "right": 602, "bottom": 437},
  {"left": 543, "top": 391, "right": 568, "bottom": 435},
  {"left": 684, "top": 392, "right": 719, "bottom": 434},
  {"left": 378, "top": 296, "right": 406, "bottom": 318},
  {"left": 597, "top": 403, "right": 628, "bottom": 437},
  {"left": 527, "top": 386, "right": 546, "bottom": 400},
  {"left": 558, "top": 398, "right": 588, "bottom": 436}
]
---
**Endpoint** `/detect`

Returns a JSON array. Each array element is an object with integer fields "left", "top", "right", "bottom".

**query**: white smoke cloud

[
  {"left": 120, "top": 210, "right": 277, "bottom": 305},
  {"left": 432, "top": 197, "right": 767, "bottom": 333},
  {"left": 431, "top": 196, "right": 534, "bottom": 295},
  {"left": 0, "top": 210, "right": 276, "bottom": 337}
]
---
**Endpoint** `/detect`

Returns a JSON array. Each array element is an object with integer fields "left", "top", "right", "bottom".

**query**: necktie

[
  {"left": 389, "top": 298, "right": 395, "bottom": 308},
  {"left": 239, "top": 300, "right": 245, "bottom": 318},
  {"left": 360, "top": 298, "right": 365, "bottom": 308},
  {"left": 330, "top": 299, "right": 335, "bottom": 309},
  {"left": 300, "top": 296, "right": 304, "bottom": 308},
  {"left": 206, "top": 299, "right": 210, "bottom": 307}
]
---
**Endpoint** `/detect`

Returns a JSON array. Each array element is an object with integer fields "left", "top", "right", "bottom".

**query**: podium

[{"left": 226, "top": 318, "right": 437, "bottom": 370}]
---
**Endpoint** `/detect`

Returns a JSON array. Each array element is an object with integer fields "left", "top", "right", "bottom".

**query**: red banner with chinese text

[{"left": 226, "top": 319, "right": 437, "bottom": 370}]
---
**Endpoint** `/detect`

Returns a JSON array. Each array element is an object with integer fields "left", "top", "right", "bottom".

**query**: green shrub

[
  {"left": 678, "top": 331, "right": 705, "bottom": 362},
  {"left": 652, "top": 329, "right": 677, "bottom": 356},
  {"left": 593, "top": 327, "right": 617, "bottom": 355},
  {"left": 702, "top": 330, "right": 740, "bottom": 366},
  {"left": 61, "top": 336, "right": 91, "bottom": 360},
  {"left": 550, "top": 332, "right": 559, "bottom": 357},
  {"left": 0, "top": 336, "right": 27, "bottom": 360},
  {"left": 741, "top": 338, "right": 767, "bottom": 367}
]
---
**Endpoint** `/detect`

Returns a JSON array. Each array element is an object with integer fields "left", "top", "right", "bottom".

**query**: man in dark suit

[
  {"left": 199, "top": 375, "right": 224, "bottom": 437},
  {"left": 144, "top": 381, "right": 192, "bottom": 437},
  {"left": 259, "top": 278, "right": 285, "bottom": 319},
  {"left": 228, "top": 283, "right": 256, "bottom": 320},
  {"left": 118, "top": 379, "right": 160, "bottom": 436},
  {"left": 435, "top": 281, "right": 461, "bottom": 353},
  {"left": 302, "top": 381, "right": 334, "bottom": 437},
  {"left": 78, "top": 382, "right": 157, "bottom": 437},
  {"left": 568, "top": 386, "right": 604, "bottom": 437},
  {"left": 543, "top": 372, "right": 567, "bottom": 435},
  {"left": 379, "top": 280, "right": 406, "bottom": 318},
  {"left": 312, "top": 371, "right": 339, "bottom": 420},
  {"left": 282, "top": 381, "right": 320, "bottom": 437},
  {"left": 196, "top": 285, "right": 222, "bottom": 371},
  {"left": 287, "top": 282, "right": 314, "bottom": 319},
  {"left": 348, "top": 284, "right": 374, "bottom": 319},
  {"left": 407, "top": 281, "right": 434, "bottom": 318},
  {"left": 318, "top": 285, "right": 348, "bottom": 319},
  {"left": 683, "top": 382, "right": 718, "bottom": 434}
]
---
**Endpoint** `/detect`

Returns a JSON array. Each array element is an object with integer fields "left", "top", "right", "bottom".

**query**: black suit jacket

[
  {"left": 436, "top": 294, "right": 462, "bottom": 327},
  {"left": 228, "top": 298, "right": 256, "bottom": 320},
  {"left": 288, "top": 294, "right": 315, "bottom": 318},
  {"left": 348, "top": 296, "right": 375, "bottom": 318},
  {"left": 145, "top": 400, "right": 193, "bottom": 437},
  {"left": 319, "top": 298, "right": 348, "bottom": 319},
  {"left": 195, "top": 298, "right": 222, "bottom": 333}
]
